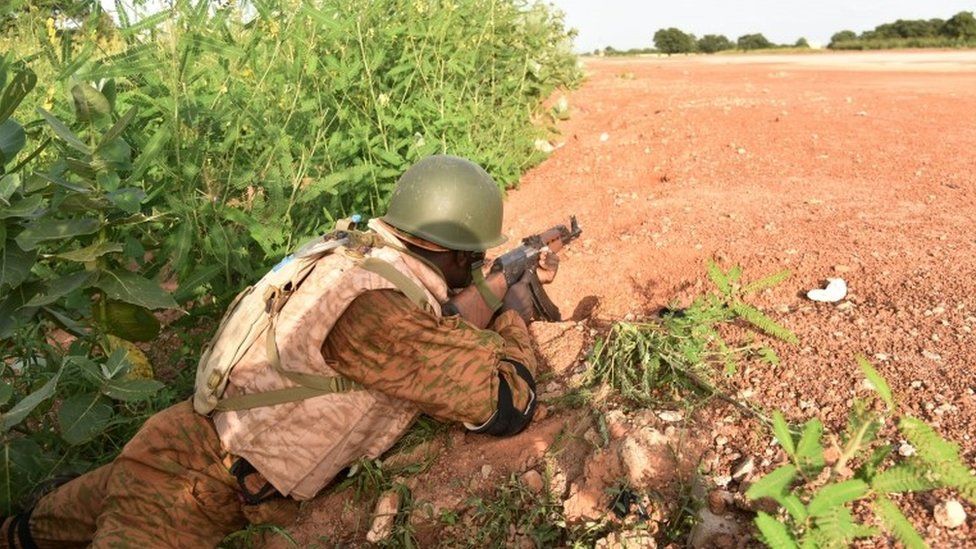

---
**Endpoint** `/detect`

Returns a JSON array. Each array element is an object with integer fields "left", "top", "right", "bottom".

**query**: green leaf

[
  {"left": 101, "top": 348, "right": 129, "bottom": 379},
  {"left": 37, "top": 108, "right": 91, "bottom": 154},
  {"left": 807, "top": 479, "right": 869, "bottom": 517},
  {"left": 14, "top": 217, "right": 101, "bottom": 250},
  {"left": 129, "top": 125, "right": 170, "bottom": 182},
  {"left": 859, "top": 444, "right": 892, "bottom": 479},
  {"left": 37, "top": 171, "right": 92, "bottom": 193},
  {"left": 102, "top": 378, "right": 164, "bottom": 402},
  {"left": 746, "top": 464, "right": 797, "bottom": 501},
  {"left": 899, "top": 416, "right": 976, "bottom": 504},
  {"left": 57, "top": 393, "right": 113, "bottom": 445},
  {"left": 71, "top": 83, "right": 112, "bottom": 122},
  {"left": 106, "top": 187, "right": 145, "bottom": 214},
  {"left": 96, "top": 138, "right": 132, "bottom": 171},
  {"left": 0, "top": 438, "right": 46, "bottom": 515},
  {"left": 0, "top": 240, "right": 36, "bottom": 288},
  {"left": 95, "top": 269, "right": 177, "bottom": 310},
  {"left": 0, "top": 173, "right": 21, "bottom": 204},
  {"left": 707, "top": 260, "right": 730, "bottom": 294},
  {"left": 872, "top": 464, "right": 939, "bottom": 493},
  {"left": 796, "top": 419, "right": 826, "bottom": 474},
  {"left": 0, "top": 382, "right": 12, "bottom": 407},
  {"left": 118, "top": 9, "right": 170, "bottom": 35},
  {"left": 874, "top": 496, "right": 928, "bottom": 549},
  {"left": 781, "top": 494, "right": 808, "bottom": 523},
  {"left": 759, "top": 346, "right": 780, "bottom": 366},
  {"left": 96, "top": 107, "right": 137, "bottom": 150},
  {"left": 374, "top": 148, "right": 404, "bottom": 166},
  {"left": 0, "top": 67, "right": 36, "bottom": 122},
  {"left": 1, "top": 366, "right": 62, "bottom": 431},
  {"left": 773, "top": 411, "right": 797, "bottom": 458},
  {"left": 55, "top": 241, "right": 124, "bottom": 262},
  {"left": 743, "top": 269, "right": 791, "bottom": 295},
  {"left": 42, "top": 306, "right": 87, "bottom": 336},
  {"left": 729, "top": 301, "right": 799, "bottom": 344},
  {"left": 755, "top": 512, "right": 799, "bottom": 549},
  {"left": 0, "top": 119, "right": 25, "bottom": 164},
  {"left": 0, "top": 193, "right": 43, "bottom": 219},
  {"left": 98, "top": 300, "right": 160, "bottom": 342},
  {"left": 171, "top": 265, "right": 222, "bottom": 303},
  {"left": 810, "top": 506, "right": 878, "bottom": 546},
  {"left": 857, "top": 355, "right": 894, "bottom": 409},
  {"left": 24, "top": 270, "right": 95, "bottom": 306}
]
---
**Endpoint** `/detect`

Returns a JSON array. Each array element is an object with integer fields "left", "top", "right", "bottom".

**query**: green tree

[
  {"left": 697, "top": 34, "right": 732, "bottom": 53},
  {"left": 794, "top": 37, "right": 810, "bottom": 48},
  {"left": 829, "top": 30, "right": 857, "bottom": 48},
  {"left": 653, "top": 27, "right": 697, "bottom": 54},
  {"left": 942, "top": 11, "right": 976, "bottom": 39},
  {"left": 737, "top": 33, "right": 773, "bottom": 50}
]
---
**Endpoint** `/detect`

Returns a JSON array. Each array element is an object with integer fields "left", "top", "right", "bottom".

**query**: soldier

[{"left": 1, "top": 155, "right": 556, "bottom": 548}]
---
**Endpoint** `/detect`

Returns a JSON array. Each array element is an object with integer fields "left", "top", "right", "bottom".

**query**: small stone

[
  {"left": 600, "top": 132, "right": 609, "bottom": 142},
  {"left": 731, "top": 457, "right": 755, "bottom": 480},
  {"left": 874, "top": 353, "right": 890, "bottom": 362},
  {"left": 911, "top": 380, "right": 923, "bottom": 389},
  {"left": 624, "top": 313, "right": 635, "bottom": 321},
  {"left": 366, "top": 489, "right": 401, "bottom": 542},
  {"left": 521, "top": 470, "right": 544, "bottom": 494},
  {"left": 481, "top": 464, "right": 492, "bottom": 479},
  {"left": 713, "top": 475, "right": 732, "bottom": 488},
  {"left": 736, "top": 147, "right": 746, "bottom": 155},
  {"left": 534, "top": 404, "right": 549, "bottom": 422},
  {"left": 657, "top": 410, "right": 684, "bottom": 422},
  {"left": 934, "top": 499, "right": 966, "bottom": 528},
  {"left": 922, "top": 350, "right": 942, "bottom": 361},
  {"left": 898, "top": 443, "right": 916, "bottom": 457}
]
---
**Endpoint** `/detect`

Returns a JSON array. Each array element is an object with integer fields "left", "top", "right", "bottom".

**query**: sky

[{"left": 547, "top": 0, "right": 976, "bottom": 51}]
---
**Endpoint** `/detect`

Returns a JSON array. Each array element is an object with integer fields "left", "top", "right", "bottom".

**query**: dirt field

[{"left": 285, "top": 51, "right": 976, "bottom": 546}]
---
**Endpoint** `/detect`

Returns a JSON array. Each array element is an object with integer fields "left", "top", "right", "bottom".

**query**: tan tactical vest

[{"left": 210, "top": 225, "right": 447, "bottom": 500}]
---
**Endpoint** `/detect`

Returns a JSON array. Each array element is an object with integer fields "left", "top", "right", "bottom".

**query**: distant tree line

[
  {"left": 829, "top": 11, "right": 976, "bottom": 49},
  {"left": 609, "top": 10, "right": 976, "bottom": 57},
  {"left": 649, "top": 27, "right": 809, "bottom": 55}
]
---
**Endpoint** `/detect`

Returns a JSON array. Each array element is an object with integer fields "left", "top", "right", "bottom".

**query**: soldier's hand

[
  {"left": 501, "top": 272, "right": 535, "bottom": 323},
  {"left": 536, "top": 248, "right": 559, "bottom": 285}
]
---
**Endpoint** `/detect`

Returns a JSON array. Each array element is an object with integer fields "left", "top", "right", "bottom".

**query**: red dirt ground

[{"left": 283, "top": 51, "right": 976, "bottom": 546}]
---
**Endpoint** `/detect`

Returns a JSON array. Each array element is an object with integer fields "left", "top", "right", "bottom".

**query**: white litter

[{"left": 807, "top": 278, "right": 847, "bottom": 303}]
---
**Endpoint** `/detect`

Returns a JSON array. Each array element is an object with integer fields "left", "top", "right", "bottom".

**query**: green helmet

[{"left": 382, "top": 155, "right": 507, "bottom": 251}]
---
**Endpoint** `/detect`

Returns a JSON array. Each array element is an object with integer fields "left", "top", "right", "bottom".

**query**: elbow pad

[{"left": 466, "top": 359, "right": 537, "bottom": 437}]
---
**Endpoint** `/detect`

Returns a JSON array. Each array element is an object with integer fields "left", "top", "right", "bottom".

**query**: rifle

[{"left": 444, "top": 216, "right": 582, "bottom": 328}]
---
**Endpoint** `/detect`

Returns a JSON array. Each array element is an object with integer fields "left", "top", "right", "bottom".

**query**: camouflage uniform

[{"left": 1, "top": 287, "right": 536, "bottom": 547}]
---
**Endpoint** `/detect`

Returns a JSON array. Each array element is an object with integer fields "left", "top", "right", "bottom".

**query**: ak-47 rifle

[{"left": 444, "top": 216, "right": 582, "bottom": 328}]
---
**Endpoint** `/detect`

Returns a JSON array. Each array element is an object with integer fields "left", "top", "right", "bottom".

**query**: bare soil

[{"left": 283, "top": 51, "right": 976, "bottom": 547}]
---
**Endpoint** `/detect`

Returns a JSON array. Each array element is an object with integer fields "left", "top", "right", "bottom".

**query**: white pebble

[
  {"left": 934, "top": 500, "right": 966, "bottom": 529},
  {"left": 898, "top": 443, "right": 916, "bottom": 457}
]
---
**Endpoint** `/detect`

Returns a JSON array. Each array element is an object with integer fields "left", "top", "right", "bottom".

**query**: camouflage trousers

[{"left": 1, "top": 401, "right": 297, "bottom": 548}]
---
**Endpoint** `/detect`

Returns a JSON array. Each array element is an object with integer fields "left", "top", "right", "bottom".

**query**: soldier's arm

[{"left": 321, "top": 289, "right": 537, "bottom": 436}]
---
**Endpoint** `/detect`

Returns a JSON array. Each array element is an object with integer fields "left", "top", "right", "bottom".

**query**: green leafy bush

[
  {"left": 588, "top": 263, "right": 796, "bottom": 408},
  {"left": 747, "top": 357, "right": 976, "bottom": 548}
]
